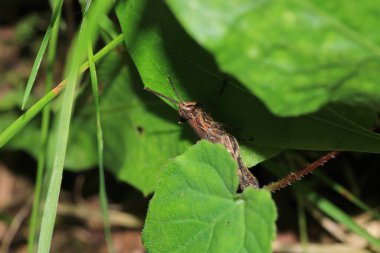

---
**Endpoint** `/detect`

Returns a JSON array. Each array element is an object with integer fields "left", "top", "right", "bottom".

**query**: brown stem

[{"left": 264, "top": 151, "right": 340, "bottom": 192}]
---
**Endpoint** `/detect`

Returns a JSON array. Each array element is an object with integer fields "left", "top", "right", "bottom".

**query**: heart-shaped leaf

[{"left": 143, "top": 140, "right": 277, "bottom": 253}]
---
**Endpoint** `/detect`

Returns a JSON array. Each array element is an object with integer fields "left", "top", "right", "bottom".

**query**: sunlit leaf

[
  {"left": 166, "top": 0, "right": 380, "bottom": 116},
  {"left": 143, "top": 141, "right": 277, "bottom": 253}
]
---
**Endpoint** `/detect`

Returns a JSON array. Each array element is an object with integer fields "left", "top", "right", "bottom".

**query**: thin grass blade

[
  {"left": 264, "top": 159, "right": 380, "bottom": 249},
  {"left": 27, "top": 0, "right": 62, "bottom": 251},
  {"left": 315, "top": 171, "right": 380, "bottom": 221},
  {"left": 36, "top": 0, "right": 115, "bottom": 252},
  {"left": 21, "top": 0, "right": 64, "bottom": 109},
  {"left": 0, "top": 34, "right": 124, "bottom": 149},
  {"left": 307, "top": 192, "right": 380, "bottom": 250},
  {"left": 88, "top": 41, "right": 115, "bottom": 253}
]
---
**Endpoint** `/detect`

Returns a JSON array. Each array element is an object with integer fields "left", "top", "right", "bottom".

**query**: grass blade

[
  {"left": 27, "top": 1, "right": 62, "bottom": 251},
  {"left": 84, "top": 0, "right": 115, "bottom": 251},
  {"left": 88, "top": 41, "right": 115, "bottom": 253},
  {"left": 21, "top": 0, "right": 64, "bottom": 109},
  {"left": 36, "top": 0, "right": 115, "bottom": 251},
  {"left": 264, "top": 158, "right": 380, "bottom": 249},
  {"left": 99, "top": 16, "right": 119, "bottom": 42},
  {"left": 0, "top": 34, "right": 124, "bottom": 148},
  {"left": 315, "top": 171, "right": 380, "bottom": 221},
  {"left": 36, "top": 47, "right": 80, "bottom": 253},
  {"left": 307, "top": 192, "right": 380, "bottom": 250}
]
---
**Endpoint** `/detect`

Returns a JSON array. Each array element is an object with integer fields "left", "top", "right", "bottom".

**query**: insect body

[{"left": 144, "top": 81, "right": 259, "bottom": 189}]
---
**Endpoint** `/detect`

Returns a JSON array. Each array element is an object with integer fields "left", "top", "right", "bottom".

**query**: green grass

[
  {"left": 27, "top": 0, "right": 62, "bottom": 251},
  {"left": 36, "top": 0, "right": 115, "bottom": 251},
  {"left": 0, "top": 34, "right": 123, "bottom": 149},
  {"left": 88, "top": 35, "right": 115, "bottom": 253},
  {"left": 21, "top": 0, "right": 64, "bottom": 110}
]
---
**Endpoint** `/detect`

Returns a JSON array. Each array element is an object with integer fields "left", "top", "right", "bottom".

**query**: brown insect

[
  {"left": 144, "top": 79, "right": 259, "bottom": 190},
  {"left": 145, "top": 79, "right": 338, "bottom": 192}
]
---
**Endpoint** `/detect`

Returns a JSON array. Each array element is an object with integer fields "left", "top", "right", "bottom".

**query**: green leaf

[
  {"left": 116, "top": 0, "right": 380, "bottom": 158},
  {"left": 116, "top": 0, "right": 281, "bottom": 166},
  {"left": 143, "top": 140, "right": 277, "bottom": 253},
  {"left": 166, "top": 0, "right": 380, "bottom": 116}
]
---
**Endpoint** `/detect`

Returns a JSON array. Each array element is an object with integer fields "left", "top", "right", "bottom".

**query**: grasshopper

[
  {"left": 144, "top": 79, "right": 338, "bottom": 191},
  {"left": 144, "top": 80, "right": 259, "bottom": 189}
]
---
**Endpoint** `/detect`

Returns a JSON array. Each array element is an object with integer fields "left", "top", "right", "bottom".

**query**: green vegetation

[{"left": 1, "top": 0, "right": 380, "bottom": 252}]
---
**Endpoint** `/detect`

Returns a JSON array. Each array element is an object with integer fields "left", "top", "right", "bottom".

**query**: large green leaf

[
  {"left": 116, "top": 0, "right": 282, "bottom": 167},
  {"left": 143, "top": 140, "right": 277, "bottom": 253},
  {"left": 116, "top": 0, "right": 380, "bottom": 158},
  {"left": 166, "top": 0, "right": 380, "bottom": 116}
]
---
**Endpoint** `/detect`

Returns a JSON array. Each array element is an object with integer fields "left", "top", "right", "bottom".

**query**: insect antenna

[
  {"left": 168, "top": 77, "right": 184, "bottom": 103},
  {"left": 144, "top": 87, "right": 180, "bottom": 105}
]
